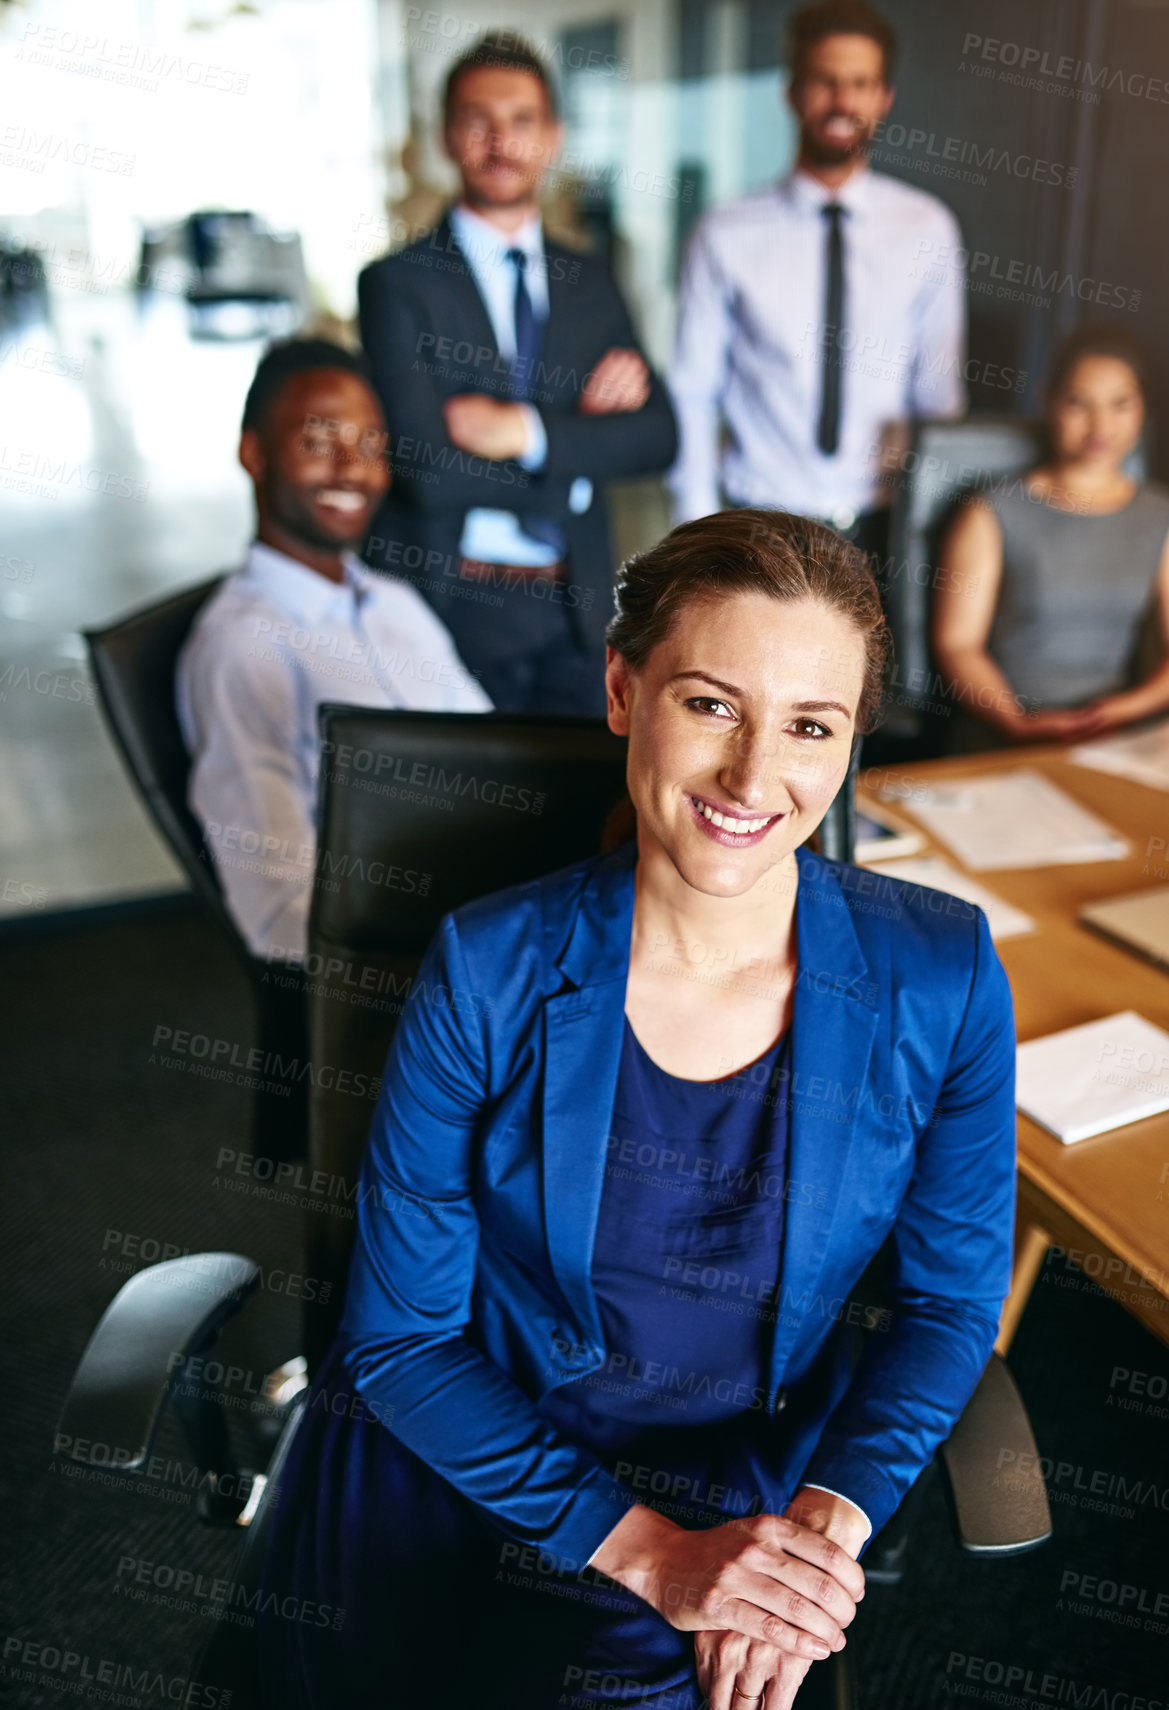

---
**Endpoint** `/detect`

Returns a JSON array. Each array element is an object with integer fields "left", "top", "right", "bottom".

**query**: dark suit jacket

[{"left": 357, "top": 215, "right": 678, "bottom": 657}]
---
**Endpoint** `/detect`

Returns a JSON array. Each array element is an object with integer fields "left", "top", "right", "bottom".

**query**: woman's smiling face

[{"left": 606, "top": 589, "right": 866, "bottom": 897}]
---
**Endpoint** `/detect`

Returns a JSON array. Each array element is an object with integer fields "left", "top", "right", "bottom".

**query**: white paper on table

[
  {"left": 1016, "top": 1010, "right": 1169, "bottom": 1143},
  {"left": 1070, "top": 719, "right": 1169, "bottom": 793},
  {"left": 865, "top": 856, "right": 1036, "bottom": 940},
  {"left": 899, "top": 767, "right": 1128, "bottom": 870}
]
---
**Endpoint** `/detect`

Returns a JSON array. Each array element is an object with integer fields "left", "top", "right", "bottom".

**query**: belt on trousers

[{"left": 458, "top": 557, "right": 566, "bottom": 584}]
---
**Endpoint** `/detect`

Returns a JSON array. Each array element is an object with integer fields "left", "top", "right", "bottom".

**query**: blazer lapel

[
  {"left": 768, "top": 847, "right": 879, "bottom": 1391},
  {"left": 541, "top": 239, "right": 581, "bottom": 399},
  {"left": 537, "top": 843, "right": 880, "bottom": 1388},
  {"left": 431, "top": 212, "right": 507, "bottom": 376},
  {"left": 541, "top": 845, "right": 636, "bottom": 1349}
]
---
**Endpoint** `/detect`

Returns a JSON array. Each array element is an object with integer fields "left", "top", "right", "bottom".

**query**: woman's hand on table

[
  {"left": 1070, "top": 691, "right": 1146, "bottom": 737},
  {"left": 1001, "top": 705, "right": 1104, "bottom": 743},
  {"left": 590, "top": 1503, "right": 864, "bottom": 1662}
]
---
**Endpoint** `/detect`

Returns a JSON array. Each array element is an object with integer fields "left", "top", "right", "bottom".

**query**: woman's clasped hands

[{"left": 592, "top": 1505, "right": 865, "bottom": 1709}]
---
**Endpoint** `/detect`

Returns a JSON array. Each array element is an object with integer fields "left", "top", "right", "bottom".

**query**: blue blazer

[{"left": 340, "top": 842, "right": 1017, "bottom": 1572}]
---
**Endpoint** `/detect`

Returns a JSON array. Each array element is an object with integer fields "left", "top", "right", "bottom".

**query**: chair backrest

[
  {"left": 302, "top": 711, "right": 628, "bottom": 1359},
  {"left": 884, "top": 415, "right": 1150, "bottom": 744},
  {"left": 884, "top": 417, "right": 1043, "bottom": 742},
  {"left": 302, "top": 708, "right": 858, "bottom": 1362},
  {"left": 85, "top": 576, "right": 250, "bottom": 967}
]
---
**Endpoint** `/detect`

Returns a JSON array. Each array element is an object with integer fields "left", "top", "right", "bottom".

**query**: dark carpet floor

[{"left": 2, "top": 904, "right": 1168, "bottom": 1709}]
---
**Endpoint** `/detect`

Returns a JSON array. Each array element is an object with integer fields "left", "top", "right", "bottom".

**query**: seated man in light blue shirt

[
  {"left": 668, "top": 0, "right": 967, "bottom": 565},
  {"left": 177, "top": 339, "right": 491, "bottom": 964}
]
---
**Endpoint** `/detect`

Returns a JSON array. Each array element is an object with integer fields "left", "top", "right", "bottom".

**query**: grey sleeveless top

[{"left": 985, "top": 479, "right": 1169, "bottom": 708}]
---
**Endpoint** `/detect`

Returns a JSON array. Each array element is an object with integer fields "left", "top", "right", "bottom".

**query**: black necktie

[
  {"left": 506, "top": 247, "right": 565, "bottom": 556},
  {"left": 817, "top": 204, "right": 846, "bottom": 457}
]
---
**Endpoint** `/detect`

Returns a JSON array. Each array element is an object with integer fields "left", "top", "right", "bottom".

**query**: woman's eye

[
  {"left": 791, "top": 718, "right": 831, "bottom": 739},
  {"left": 686, "top": 696, "right": 735, "bottom": 719}
]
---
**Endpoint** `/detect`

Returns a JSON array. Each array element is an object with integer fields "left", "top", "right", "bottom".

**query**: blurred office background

[
  {"left": 3, "top": 0, "right": 1168, "bottom": 920},
  {"left": 6, "top": 2, "right": 1169, "bottom": 1705}
]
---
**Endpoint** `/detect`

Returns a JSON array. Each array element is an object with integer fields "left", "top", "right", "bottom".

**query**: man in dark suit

[{"left": 358, "top": 32, "right": 677, "bottom": 715}]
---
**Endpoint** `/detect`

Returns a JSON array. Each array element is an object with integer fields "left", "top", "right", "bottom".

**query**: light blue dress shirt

[
  {"left": 448, "top": 203, "right": 591, "bottom": 566},
  {"left": 668, "top": 168, "right": 967, "bottom": 527},
  {"left": 176, "top": 542, "right": 491, "bottom": 962}
]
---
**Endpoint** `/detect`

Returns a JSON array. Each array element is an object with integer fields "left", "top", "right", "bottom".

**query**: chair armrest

[
  {"left": 938, "top": 1353, "right": 1052, "bottom": 1554},
  {"left": 55, "top": 1254, "right": 260, "bottom": 1473}
]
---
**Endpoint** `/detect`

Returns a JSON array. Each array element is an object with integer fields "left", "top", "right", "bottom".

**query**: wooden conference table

[{"left": 856, "top": 745, "right": 1169, "bottom": 1351}]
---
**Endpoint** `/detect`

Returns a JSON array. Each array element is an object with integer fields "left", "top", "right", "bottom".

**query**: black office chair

[
  {"left": 56, "top": 712, "right": 637, "bottom": 1701},
  {"left": 881, "top": 415, "right": 1151, "bottom": 756},
  {"left": 55, "top": 714, "right": 1049, "bottom": 1707},
  {"left": 85, "top": 578, "right": 308, "bottom": 1163},
  {"left": 300, "top": 709, "right": 633, "bottom": 1363}
]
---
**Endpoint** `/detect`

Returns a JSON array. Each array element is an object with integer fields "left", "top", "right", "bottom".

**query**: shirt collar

[
  {"left": 243, "top": 541, "right": 371, "bottom": 627},
  {"left": 450, "top": 202, "right": 544, "bottom": 270},
  {"left": 784, "top": 164, "right": 871, "bottom": 218}
]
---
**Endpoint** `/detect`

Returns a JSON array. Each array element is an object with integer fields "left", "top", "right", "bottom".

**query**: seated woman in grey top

[{"left": 933, "top": 326, "right": 1169, "bottom": 749}]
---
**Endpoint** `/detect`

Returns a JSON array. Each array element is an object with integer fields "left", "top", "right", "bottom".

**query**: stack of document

[
  {"left": 1016, "top": 1010, "right": 1169, "bottom": 1143},
  {"left": 898, "top": 768, "right": 1128, "bottom": 870},
  {"left": 1070, "top": 719, "right": 1169, "bottom": 793},
  {"left": 865, "top": 856, "right": 1035, "bottom": 941}
]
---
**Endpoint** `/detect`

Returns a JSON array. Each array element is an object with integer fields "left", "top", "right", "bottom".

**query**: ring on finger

[{"left": 732, "top": 1689, "right": 763, "bottom": 1702}]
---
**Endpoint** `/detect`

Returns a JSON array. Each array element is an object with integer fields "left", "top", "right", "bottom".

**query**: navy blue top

[{"left": 543, "top": 1018, "right": 791, "bottom": 1499}]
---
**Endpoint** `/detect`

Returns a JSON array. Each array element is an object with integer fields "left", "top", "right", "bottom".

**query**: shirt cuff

[
  {"left": 516, "top": 404, "right": 547, "bottom": 470},
  {"left": 584, "top": 1485, "right": 874, "bottom": 1571},
  {"left": 798, "top": 1484, "right": 873, "bottom": 1543},
  {"left": 578, "top": 1478, "right": 641, "bottom": 1572},
  {"left": 568, "top": 476, "right": 593, "bottom": 515}
]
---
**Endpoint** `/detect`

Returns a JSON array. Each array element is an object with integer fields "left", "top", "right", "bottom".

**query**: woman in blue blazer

[{"left": 258, "top": 508, "right": 1017, "bottom": 1710}]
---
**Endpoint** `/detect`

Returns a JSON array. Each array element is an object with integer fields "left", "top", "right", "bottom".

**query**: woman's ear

[{"left": 605, "top": 647, "right": 635, "bottom": 735}]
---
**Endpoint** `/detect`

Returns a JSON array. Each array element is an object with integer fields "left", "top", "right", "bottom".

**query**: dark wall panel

[{"left": 1081, "top": 0, "right": 1169, "bottom": 475}]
